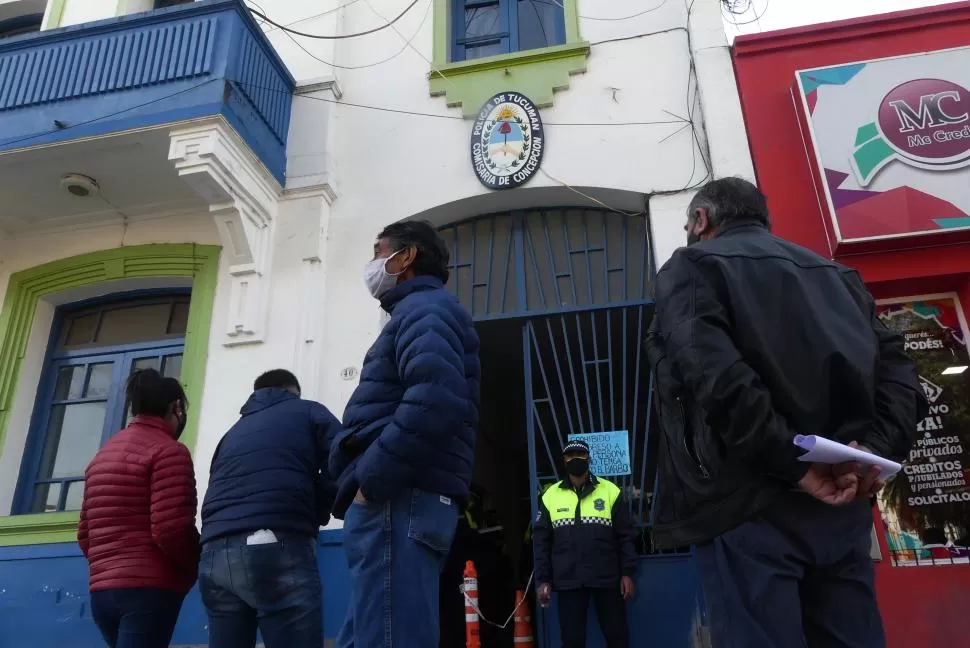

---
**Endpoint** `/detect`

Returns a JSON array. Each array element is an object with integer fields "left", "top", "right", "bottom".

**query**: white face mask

[{"left": 364, "top": 250, "right": 403, "bottom": 299}]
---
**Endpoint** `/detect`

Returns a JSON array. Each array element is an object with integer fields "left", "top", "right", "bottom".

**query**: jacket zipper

[{"left": 677, "top": 397, "right": 710, "bottom": 478}]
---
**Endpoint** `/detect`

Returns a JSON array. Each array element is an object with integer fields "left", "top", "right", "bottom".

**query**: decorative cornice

[
  {"left": 428, "top": 43, "right": 590, "bottom": 118},
  {"left": 296, "top": 76, "right": 343, "bottom": 101},
  {"left": 169, "top": 118, "right": 282, "bottom": 346},
  {"left": 283, "top": 183, "right": 338, "bottom": 206}
]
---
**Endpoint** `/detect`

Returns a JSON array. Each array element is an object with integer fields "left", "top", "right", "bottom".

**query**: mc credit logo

[{"left": 853, "top": 78, "right": 970, "bottom": 185}]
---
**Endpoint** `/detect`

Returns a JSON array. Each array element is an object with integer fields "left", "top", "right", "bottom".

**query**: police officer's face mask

[{"left": 565, "top": 457, "right": 589, "bottom": 477}]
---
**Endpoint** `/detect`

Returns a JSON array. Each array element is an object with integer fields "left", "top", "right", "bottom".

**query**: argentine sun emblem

[{"left": 470, "top": 92, "right": 545, "bottom": 190}]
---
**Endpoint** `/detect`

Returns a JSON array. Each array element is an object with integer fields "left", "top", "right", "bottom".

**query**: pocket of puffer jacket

[{"left": 407, "top": 490, "right": 459, "bottom": 555}]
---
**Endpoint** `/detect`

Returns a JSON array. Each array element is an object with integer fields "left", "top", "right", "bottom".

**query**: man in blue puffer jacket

[
  {"left": 200, "top": 369, "right": 340, "bottom": 648},
  {"left": 330, "top": 220, "right": 481, "bottom": 648}
]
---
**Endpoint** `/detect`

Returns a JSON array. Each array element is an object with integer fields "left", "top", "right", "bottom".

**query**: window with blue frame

[
  {"left": 452, "top": 0, "right": 566, "bottom": 62},
  {"left": 17, "top": 294, "right": 189, "bottom": 515}
]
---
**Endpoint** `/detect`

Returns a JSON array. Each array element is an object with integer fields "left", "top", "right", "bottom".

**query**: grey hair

[{"left": 687, "top": 177, "right": 770, "bottom": 229}]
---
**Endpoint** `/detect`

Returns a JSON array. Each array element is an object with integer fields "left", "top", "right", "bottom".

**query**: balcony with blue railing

[{"left": 0, "top": 0, "right": 294, "bottom": 184}]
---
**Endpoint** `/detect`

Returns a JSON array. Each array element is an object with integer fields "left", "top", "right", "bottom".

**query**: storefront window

[
  {"left": 877, "top": 294, "right": 970, "bottom": 566},
  {"left": 16, "top": 294, "right": 188, "bottom": 514}
]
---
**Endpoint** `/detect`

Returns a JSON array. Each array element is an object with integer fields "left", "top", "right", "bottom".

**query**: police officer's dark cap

[{"left": 562, "top": 440, "right": 590, "bottom": 455}]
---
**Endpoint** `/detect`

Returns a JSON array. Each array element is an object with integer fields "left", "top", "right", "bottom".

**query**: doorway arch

[{"left": 439, "top": 207, "right": 652, "bottom": 320}]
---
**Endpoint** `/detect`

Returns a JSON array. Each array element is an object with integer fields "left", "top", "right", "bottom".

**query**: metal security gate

[
  {"left": 439, "top": 209, "right": 700, "bottom": 648},
  {"left": 525, "top": 305, "right": 654, "bottom": 527}
]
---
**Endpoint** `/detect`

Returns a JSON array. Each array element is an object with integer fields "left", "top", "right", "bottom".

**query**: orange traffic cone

[
  {"left": 513, "top": 589, "right": 535, "bottom": 647},
  {"left": 464, "top": 561, "right": 481, "bottom": 648}
]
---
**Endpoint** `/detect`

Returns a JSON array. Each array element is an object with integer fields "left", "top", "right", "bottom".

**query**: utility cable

[
  {"left": 247, "top": 0, "right": 420, "bottom": 40},
  {"left": 277, "top": 0, "right": 433, "bottom": 71},
  {"left": 248, "top": 0, "right": 362, "bottom": 34},
  {"left": 280, "top": 82, "right": 687, "bottom": 127},
  {"left": 361, "top": 0, "right": 455, "bottom": 91},
  {"left": 0, "top": 78, "right": 222, "bottom": 150}
]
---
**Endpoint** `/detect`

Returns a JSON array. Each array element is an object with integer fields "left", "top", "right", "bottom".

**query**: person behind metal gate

[
  {"left": 533, "top": 439, "right": 636, "bottom": 648},
  {"left": 647, "top": 177, "right": 927, "bottom": 648},
  {"left": 78, "top": 369, "right": 199, "bottom": 648},
  {"left": 329, "top": 219, "right": 481, "bottom": 648},
  {"left": 198, "top": 369, "right": 341, "bottom": 648}
]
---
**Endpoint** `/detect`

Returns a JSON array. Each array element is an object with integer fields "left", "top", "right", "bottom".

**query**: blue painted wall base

[
  {"left": 0, "top": 531, "right": 349, "bottom": 647},
  {"left": 0, "top": 532, "right": 699, "bottom": 647},
  {"left": 540, "top": 556, "right": 702, "bottom": 648}
]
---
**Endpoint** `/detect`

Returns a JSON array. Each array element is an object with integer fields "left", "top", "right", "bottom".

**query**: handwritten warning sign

[{"left": 567, "top": 431, "right": 631, "bottom": 477}]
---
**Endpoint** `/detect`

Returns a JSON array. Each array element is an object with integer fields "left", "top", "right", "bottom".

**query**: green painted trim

[
  {"left": 0, "top": 244, "right": 221, "bottom": 547},
  {"left": 43, "top": 0, "right": 68, "bottom": 29},
  {"left": 430, "top": 0, "right": 588, "bottom": 117},
  {"left": 0, "top": 512, "right": 79, "bottom": 546},
  {"left": 432, "top": 0, "right": 449, "bottom": 67},
  {"left": 429, "top": 43, "right": 589, "bottom": 118},
  {"left": 562, "top": 0, "right": 580, "bottom": 44}
]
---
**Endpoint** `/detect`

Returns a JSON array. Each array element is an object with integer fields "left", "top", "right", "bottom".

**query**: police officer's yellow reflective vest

[{"left": 541, "top": 477, "right": 621, "bottom": 528}]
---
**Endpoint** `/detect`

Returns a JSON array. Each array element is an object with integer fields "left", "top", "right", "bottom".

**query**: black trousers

[
  {"left": 695, "top": 493, "right": 885, "bottom": 648},
  {"left": 557, "top": 586, "right": 629, "bottom": 648}
]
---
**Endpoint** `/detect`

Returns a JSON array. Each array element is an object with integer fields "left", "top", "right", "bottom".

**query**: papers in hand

[{"left": 793, "top": 435, "right": 902, "bottom": 480}]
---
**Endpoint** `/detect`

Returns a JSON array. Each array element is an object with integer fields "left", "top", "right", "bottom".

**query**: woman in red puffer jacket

[{"left": 78, "top": 368, "right": 200, "bottom": 648}]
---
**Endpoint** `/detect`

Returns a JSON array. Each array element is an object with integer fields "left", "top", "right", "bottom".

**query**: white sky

[{"left": 724, "top": 0, "right": 966, "bottom": 39}]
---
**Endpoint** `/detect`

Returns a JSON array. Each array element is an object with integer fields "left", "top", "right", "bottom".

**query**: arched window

[{"left": 17, "top": 293, "right": 189, "bottom": 514}]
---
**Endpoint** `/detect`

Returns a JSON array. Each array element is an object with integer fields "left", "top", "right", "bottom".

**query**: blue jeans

[
  {"left": 695, "top": 494, "right": 884, "bottom": 648},
  {"left": 337, "top": 489, "right": 459, "bottom": 648},
  {"left": 90, "top": 587, "right": 184, "bottom": 648},
  {"left": 199, "top": 532, "right": 322, "bottom": 648}
]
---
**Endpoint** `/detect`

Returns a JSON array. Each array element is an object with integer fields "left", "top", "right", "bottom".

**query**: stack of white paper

[{"left": 793, "top": 435, "right": 902, "bottom": 480}]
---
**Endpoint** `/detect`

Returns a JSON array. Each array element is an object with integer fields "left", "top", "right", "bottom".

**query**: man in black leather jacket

[{"left": 647, "top": 178, "right": 927, "bottom": 647}]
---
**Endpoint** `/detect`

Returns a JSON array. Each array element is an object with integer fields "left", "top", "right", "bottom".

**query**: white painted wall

[
  {"left": 57, "top": 0, "right": 115, "bottom": 27},
  {"left": 6, "top": 0, "right": 752, "bottom": 523}
]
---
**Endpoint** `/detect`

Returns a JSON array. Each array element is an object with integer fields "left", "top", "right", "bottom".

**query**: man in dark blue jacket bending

[
  {"left": 199, "top": 369, "right": 340, "bottom": 648},
  {"left": 330, "top": 220, "right": 481, "bottom": 648}
]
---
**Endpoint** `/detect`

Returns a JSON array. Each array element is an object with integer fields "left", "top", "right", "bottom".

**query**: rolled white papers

[{"left": 794, "top": 435, "right": 902, "bottom": 481}]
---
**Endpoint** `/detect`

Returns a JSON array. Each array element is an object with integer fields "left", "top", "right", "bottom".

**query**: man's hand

[
  {"left": 798, "top": 462, "right": 858, "bottom": 505},
  {"left": 537, "top": 583, "right": 552, "bottom": 607},
  {"left": 354, "top": 489, "right": 369, "bottom": 506},
  {"left": 835, "top": 441, "right": 886, "bottom": 499},
  {"left": 620, "top": 576, "right": 635, "bottom": 601}
]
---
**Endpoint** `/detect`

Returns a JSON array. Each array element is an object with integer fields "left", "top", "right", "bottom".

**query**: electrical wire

[
  {"left": 248, "top": 0, "right": 363, "bottom": 34},
  {"left": 722, "top": 0, "right": 770, "bottom": 29},
  {"left": 0, "top": 78, "right": 222, "bottom": 151},
  {"left": 247, "top": 0, "right": 421, "bottom": 40},
  {"left": 721, "top": 0, "right": 751, "bottom": 14},
  {"left": 276, "top": 0, "right": 433, "bottom": 71},
  {"left": 361, "top": 0, "right": 455, "bottom": 91},
  {"left": 537, "top": 168, "right": 646, "bottom": 217},
  {"left": 280, "top": 82, "right": 687, "bottom": 127}
]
